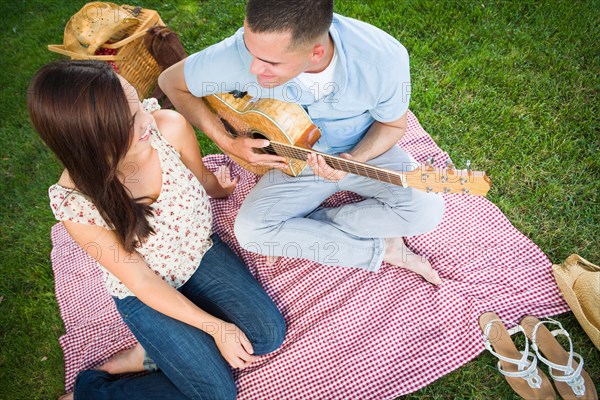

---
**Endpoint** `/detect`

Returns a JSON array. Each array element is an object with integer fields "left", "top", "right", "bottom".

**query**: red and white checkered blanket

[{"left": 51, "top": 110, "right": 569, "bottom": 398}]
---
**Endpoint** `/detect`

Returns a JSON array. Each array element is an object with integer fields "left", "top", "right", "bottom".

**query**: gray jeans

[{"left": 234, "top": 146, "right": 445, "bottom": 272}]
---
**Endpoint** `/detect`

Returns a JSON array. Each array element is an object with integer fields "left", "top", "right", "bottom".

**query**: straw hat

[
  {"left": 63, "top": 2, "right": 139, "bottom": 56},
  {"left": 552, "top": 254, "right": 600, "bottom": 350}
]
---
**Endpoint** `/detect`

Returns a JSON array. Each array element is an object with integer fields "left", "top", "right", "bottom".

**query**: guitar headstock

[{"left": 404, "top": 162, "right": 491, "bottom": 196}]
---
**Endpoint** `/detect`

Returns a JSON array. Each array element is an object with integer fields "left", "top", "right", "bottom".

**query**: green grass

[{"left": 1, "top": 0, "right": 598, "bottom": 398}]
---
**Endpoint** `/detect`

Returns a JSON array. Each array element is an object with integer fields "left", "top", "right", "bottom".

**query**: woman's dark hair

[
  {"left": 246, "top": 0, "right": 334, "bottom": 50},
  {"left": 28, "top": 60, "right": 154, "bottom": 252}
]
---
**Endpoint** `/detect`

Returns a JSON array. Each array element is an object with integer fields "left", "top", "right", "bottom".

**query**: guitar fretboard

[{"left": 268, "top": 141, "right": 407, "bottom": 187}]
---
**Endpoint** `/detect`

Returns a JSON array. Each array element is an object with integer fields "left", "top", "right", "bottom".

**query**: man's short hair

[{"left": 246, "top": 0, "right": 334, "bottom": 50}]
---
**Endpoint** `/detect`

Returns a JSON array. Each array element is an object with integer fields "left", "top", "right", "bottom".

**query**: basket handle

[
  {"left": 101, "top": 29, "right": 150, "bottom": 50},
  {"left": 47, "top": 45, "right": 125, "bottom": 61}
]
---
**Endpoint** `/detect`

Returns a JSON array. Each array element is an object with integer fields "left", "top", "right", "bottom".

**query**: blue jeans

[
  {"left": 234, "top": 146, "right": 445, "bottom": 272},
  {"left": 73, "top": 234, "right": 286, "bottom": 400}
]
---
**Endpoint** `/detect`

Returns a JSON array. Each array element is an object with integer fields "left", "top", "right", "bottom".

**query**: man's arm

[
  {"left": 308, "top": 112, "right": 407, "bottom": 181},
  {"left": 348, "top": 112, "right": 407, "bottom": 162},
  {"left": 158, "top": 60, "right": 288, "bottom": 169}
]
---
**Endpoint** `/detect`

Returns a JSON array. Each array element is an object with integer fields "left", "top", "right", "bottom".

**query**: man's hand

[
  {"left": 307, "top": 152, "right": 354, "bottom": 182},
  {"left": 224, "top": 136, "right": 288, "bottom": 170},
  {"left": 211, "top": 321, "right": 259, "bottom": 369}
]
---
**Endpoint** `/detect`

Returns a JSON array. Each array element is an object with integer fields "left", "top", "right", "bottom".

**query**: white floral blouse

[{"left": 48, "top": 99, "right": 213, "bottom": 299}]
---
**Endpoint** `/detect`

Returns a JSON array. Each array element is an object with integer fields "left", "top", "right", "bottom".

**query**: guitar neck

[
  {"left": 268, "top": 141, "right": 491, "bottom": 196},
  {"left": 269, "top": 141, "right": 407, "bottom": 187}
]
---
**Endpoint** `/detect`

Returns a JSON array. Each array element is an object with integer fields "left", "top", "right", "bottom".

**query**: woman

[{"left": 28, "top": 60, "right": 286, "bottom": 399}]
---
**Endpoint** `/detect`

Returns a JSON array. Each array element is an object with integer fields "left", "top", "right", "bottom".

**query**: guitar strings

[
  {"left": 266, "top": 142, "right": 489, "bottom": 195},
  {"left": 270, "top": 142, "right": 404, "bottom": 186}
]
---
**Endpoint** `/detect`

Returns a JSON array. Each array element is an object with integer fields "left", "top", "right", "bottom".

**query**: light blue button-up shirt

[{"left": 184, "top": 13, "right": 411, "bottom": 154}]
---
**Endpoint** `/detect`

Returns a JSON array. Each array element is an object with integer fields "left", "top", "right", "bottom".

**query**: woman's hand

[
  {"left": 211, "top": 321, "right": 258, "bottom": 369},
  {"left": 214, "top": 165, "right": 239, "bottom": 196}
]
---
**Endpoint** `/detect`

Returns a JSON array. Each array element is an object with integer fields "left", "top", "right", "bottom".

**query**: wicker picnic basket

[{"left": 48, "top": 4, "right": 164, "bottom": 99}]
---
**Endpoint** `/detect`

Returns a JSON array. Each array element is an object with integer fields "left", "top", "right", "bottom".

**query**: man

[{"left": 159, "top": 0, "right": 445, "bottom": 284}]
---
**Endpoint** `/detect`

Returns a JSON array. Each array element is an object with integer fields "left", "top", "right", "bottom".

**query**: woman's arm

[
  {"left": 62, "top": 219, "right": 257, "bottom": 368},
  {"left": 154, "top": 109, "right": 238, "bottom": 198}
]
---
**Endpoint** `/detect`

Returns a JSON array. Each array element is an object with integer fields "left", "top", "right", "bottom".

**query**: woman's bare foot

[
  {"left": 97, "top": 342, "right": 145, "bottom": 374},
  {"left": 265, "top": 255, "right": 280, "bottom": 266},
  {"left": 383, "top": 237, "right": 443, "bottom": 285},
  {"left": 58, "top": 393, "right": 73, "bottom": 400}
]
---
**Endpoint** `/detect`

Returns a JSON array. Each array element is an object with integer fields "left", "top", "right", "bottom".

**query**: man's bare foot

[
  {"left": 383, "top": 237, "right": 443, "bottom": 285},
  {"left": 265, "top": 255, "right": 280, "bottom": 266},
  {"left": 58, "top": 393, "right": 73, "bottom": 400},
  {"left": 97, "top": 342, "right": 145, "bottom": 374}
]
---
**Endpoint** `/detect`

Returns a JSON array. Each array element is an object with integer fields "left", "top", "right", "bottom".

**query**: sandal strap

[
  {"left": 549, "top": 352, "right": 586, "bottom": 397},
  {"left": 482, "top": 319, "right": 542, "bottom": 389},
  {"left": 530, "top": 318, "right": 586, "bottom": 396},
  {"left": 495, "top": 351, "right": 543, "bottom": 389}
]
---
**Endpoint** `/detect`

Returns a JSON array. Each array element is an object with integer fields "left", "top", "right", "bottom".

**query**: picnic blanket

[{"left": 51, "top": 110, "right": 569, "bottom": 398}]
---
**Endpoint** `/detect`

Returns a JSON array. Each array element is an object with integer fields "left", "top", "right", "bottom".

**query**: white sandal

[
  {"left": 479, "top": 312, "right": 556, "bottom": 399},
  {"left": 521, "top": 316, "right": 598, "bottom": 400}
]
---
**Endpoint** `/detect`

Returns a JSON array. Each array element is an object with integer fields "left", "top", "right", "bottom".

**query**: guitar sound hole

[
  {"left": 251, "top": 131, "right": 276, "bottom": 155},
  {"left": 220, "top": 118, "right": 237, "bottom": 137}
]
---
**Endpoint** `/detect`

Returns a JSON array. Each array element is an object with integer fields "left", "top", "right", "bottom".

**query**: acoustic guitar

[{"left": 202, "top": 91, "right": 491, "bottom": 196}]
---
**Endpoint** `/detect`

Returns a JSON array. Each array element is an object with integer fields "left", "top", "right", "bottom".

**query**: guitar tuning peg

[
  {"left": 446, "top": 160, "right": 454, "bottom": 170},
  {"left": 426, "top": 156, "right": 435, "bottom": 166},
  {"left": 466, "top": 160, "right": 471, "bottom": 171}
]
